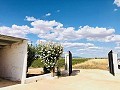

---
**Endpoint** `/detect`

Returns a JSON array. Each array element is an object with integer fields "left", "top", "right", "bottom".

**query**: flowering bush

[{"left": 37, "top": 42, "right": 63, "bottom": 72}]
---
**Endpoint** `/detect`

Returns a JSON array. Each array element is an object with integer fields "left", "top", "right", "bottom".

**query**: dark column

[
  {"left": 68, "top": 51, "right": 72, "bottom": 76},
  {"left": 108, "top": 50, "right": 115, "bottom": 76}
]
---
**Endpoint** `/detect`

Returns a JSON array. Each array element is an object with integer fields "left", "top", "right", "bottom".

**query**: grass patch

[
  {"left": 57, "top": 58, "right": 89, "bottom": 68},
  {"left": 30, "top": 58, "right": 89, "bottom": 68},
  {"left": 31, "top": 59, "right": 44, "bottom": 68}
]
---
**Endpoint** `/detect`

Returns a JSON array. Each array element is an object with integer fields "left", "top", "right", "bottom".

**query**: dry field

[{"left": 73, "top": 59, "right": 108, "bottom": 70}]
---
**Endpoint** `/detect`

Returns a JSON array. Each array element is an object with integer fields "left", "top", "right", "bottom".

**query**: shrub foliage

[
  {"left": 37, "top": 42, "right": 63, "bottom": 71},
  {"left": 27, "top": 44, "right": 37, "bottom": 71}
]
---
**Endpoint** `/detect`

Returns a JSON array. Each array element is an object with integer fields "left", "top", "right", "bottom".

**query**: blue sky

[{"left": 0, "top": 0, "right": 120, "bottom": 57}]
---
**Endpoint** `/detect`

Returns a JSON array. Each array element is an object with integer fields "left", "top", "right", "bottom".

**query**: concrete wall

[
  {"left": 0, "top": 40, "right": 27, "bottom": 83},
  {"left": 65, "top": 51, "right": 72, "bottom": 76},
  {"left": 65, "top": 53, "right": 69, "bottom": 71},
  {"left": 113, "top": 53, "right": 120, "bottom": 74}
]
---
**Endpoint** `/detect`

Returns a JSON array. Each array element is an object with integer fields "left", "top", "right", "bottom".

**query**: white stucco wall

[
  {"left": 113, "top": 53, "right": 120, "bottom": 74},
  {"left": 65, "top": 53, "right": 69, "bottom": 71},
  {"left": 0, "top": 40, "right": 27, "bottom": 83}
]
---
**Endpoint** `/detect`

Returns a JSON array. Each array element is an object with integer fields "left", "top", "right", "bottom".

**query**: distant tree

[
  {"left": 27, "top": 44, "right": 37, "bottom": 72},
  {"left": 37, "top": 42, "right": 63, "bottom": 75}
]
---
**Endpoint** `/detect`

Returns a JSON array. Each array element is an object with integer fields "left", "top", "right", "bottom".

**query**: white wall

[
  {"left": 113, "top": 53, "right": 120, "bottom": 74},
  {"left": 65, "top": 53, "right": 69, "bottom": 71},
  {"left": 0, "top": 40, "right": 27, "bottom": 83}
]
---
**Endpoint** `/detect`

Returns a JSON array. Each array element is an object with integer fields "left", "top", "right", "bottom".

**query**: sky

[{"left": 0, "top": 0, "right": 120, "bottom": 58}]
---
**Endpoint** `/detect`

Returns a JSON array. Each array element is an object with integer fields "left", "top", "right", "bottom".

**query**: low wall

[{"left": 25, "top": 74, "right": 57, "bottom": 84}]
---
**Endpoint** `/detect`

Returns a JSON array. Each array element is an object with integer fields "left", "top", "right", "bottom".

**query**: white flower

[{"left": 48, "top": 51, "right": 51, "bottom": 53}]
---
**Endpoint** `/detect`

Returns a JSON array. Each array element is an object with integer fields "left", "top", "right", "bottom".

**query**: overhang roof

[{"left": 0, "top": 34, "right": 27, "bottom": 48}]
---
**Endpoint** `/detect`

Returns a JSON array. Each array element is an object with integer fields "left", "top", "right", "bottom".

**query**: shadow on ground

[
  {"left": 0, "top": 78, "right": 19, "bottom": 88},
  {"left": 27, "top": 74, "right": 44, "bottom": 78},
  {"left": 71, "top": 70, "right": 80, "bottom": 76},
  {"left": 61, "top": 70, "right": 80, "bottom": 77}
]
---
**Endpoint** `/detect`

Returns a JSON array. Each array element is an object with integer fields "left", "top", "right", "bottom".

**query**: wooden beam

[
  {"left": 0, "top": 45, "right": 4, "bottom": 48},
  {"left": 0, "top": 39, "right": 17, "bottom": 43},
  {"left": 0, "top": 34, "right": 26, "bottom": 42},
  {"left": 0, "top": 42, "right": 11, "bottom": 46}
]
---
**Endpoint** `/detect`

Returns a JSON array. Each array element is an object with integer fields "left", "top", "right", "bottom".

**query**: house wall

[{"left": 0, "top": 40, "right": 27, "bottom": 83}]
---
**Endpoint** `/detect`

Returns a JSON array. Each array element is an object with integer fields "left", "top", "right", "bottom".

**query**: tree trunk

[{"left": 51, "top": 67, "right": 55, "bottom": 77}]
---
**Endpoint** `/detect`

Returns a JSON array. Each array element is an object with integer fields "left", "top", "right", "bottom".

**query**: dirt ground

[
  {"left": 1, "top": 69, "right": 120, "bottom": 90},
  {"left": 0, "top": 78, "right": 19, "bottom": 88},
  {"left": 0, "top": 59, "right": 120, "bottom": 90}
]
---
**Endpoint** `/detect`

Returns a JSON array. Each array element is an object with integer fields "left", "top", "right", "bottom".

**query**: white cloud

[
  {"left": 62, "top": 42, "right": 106, "bottom": 58},
  {"left": 114, "top": 0, "right": 120, "bottom": 7},
  {"left": 61, "top": 27, "right": 80, "bottom": 41},
  {"left": 114, "top": 8, "right": 118, "bottom": 11},
  {"left": 28, "top": 19, "right": 117, "bottom": 42},
  {"left": 77, "top": 25, "right": 115, "bottom": 42},
  {"left": 18, "top": 17, "right": 118, "bottom": 42},
  {"left": 88, "top": 46, "right": 102, "bottom": 50},
  {"left": 0, "top": 17, "right": 119, "bottom": 43},
  {"left": 62, "top": 42, "right": 95, "bottom": 48},
  {"left": 104, "top": 35, "right": 120, "bottom": 42},
  {"left": 115, "top": 46, "right": 120, "bottom": 49},
  {"left": 25, "top": 16, "right": 37, "bottom": 21},
  {"left": 77, "top": 26, "right": 115, "bottom": 38},
  {"left": 30, "top": 20, "right": 63, "bottom": 29},
  {"left": 57, "top": 10, "right": 60, "bottom": 12},
  {"left": 0, "top": 24, "right": 30, "bottom": 38},
  {"left": 113, "top": 42, "right": 120, "bottom": 53},
  {"left": 116, "top": 42, "right": 120, "bottom": 47},
  {"left": 45, "top": 13, "right": 51, "bottom": 16},
  {"left": 62, "top": 42, "right": 103, "bottom": 52},
  {"left": 39, "top": 32, "right": 59, "bottom": 40},
  {"left": 30, "top": 20, "right": 63, "bottom": 37},
  {"left": 29, "top": 19, "right": 65, "bottom": 41},
  {"left": 36, "top": 39, "right": 47, "bottom": 45}
]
